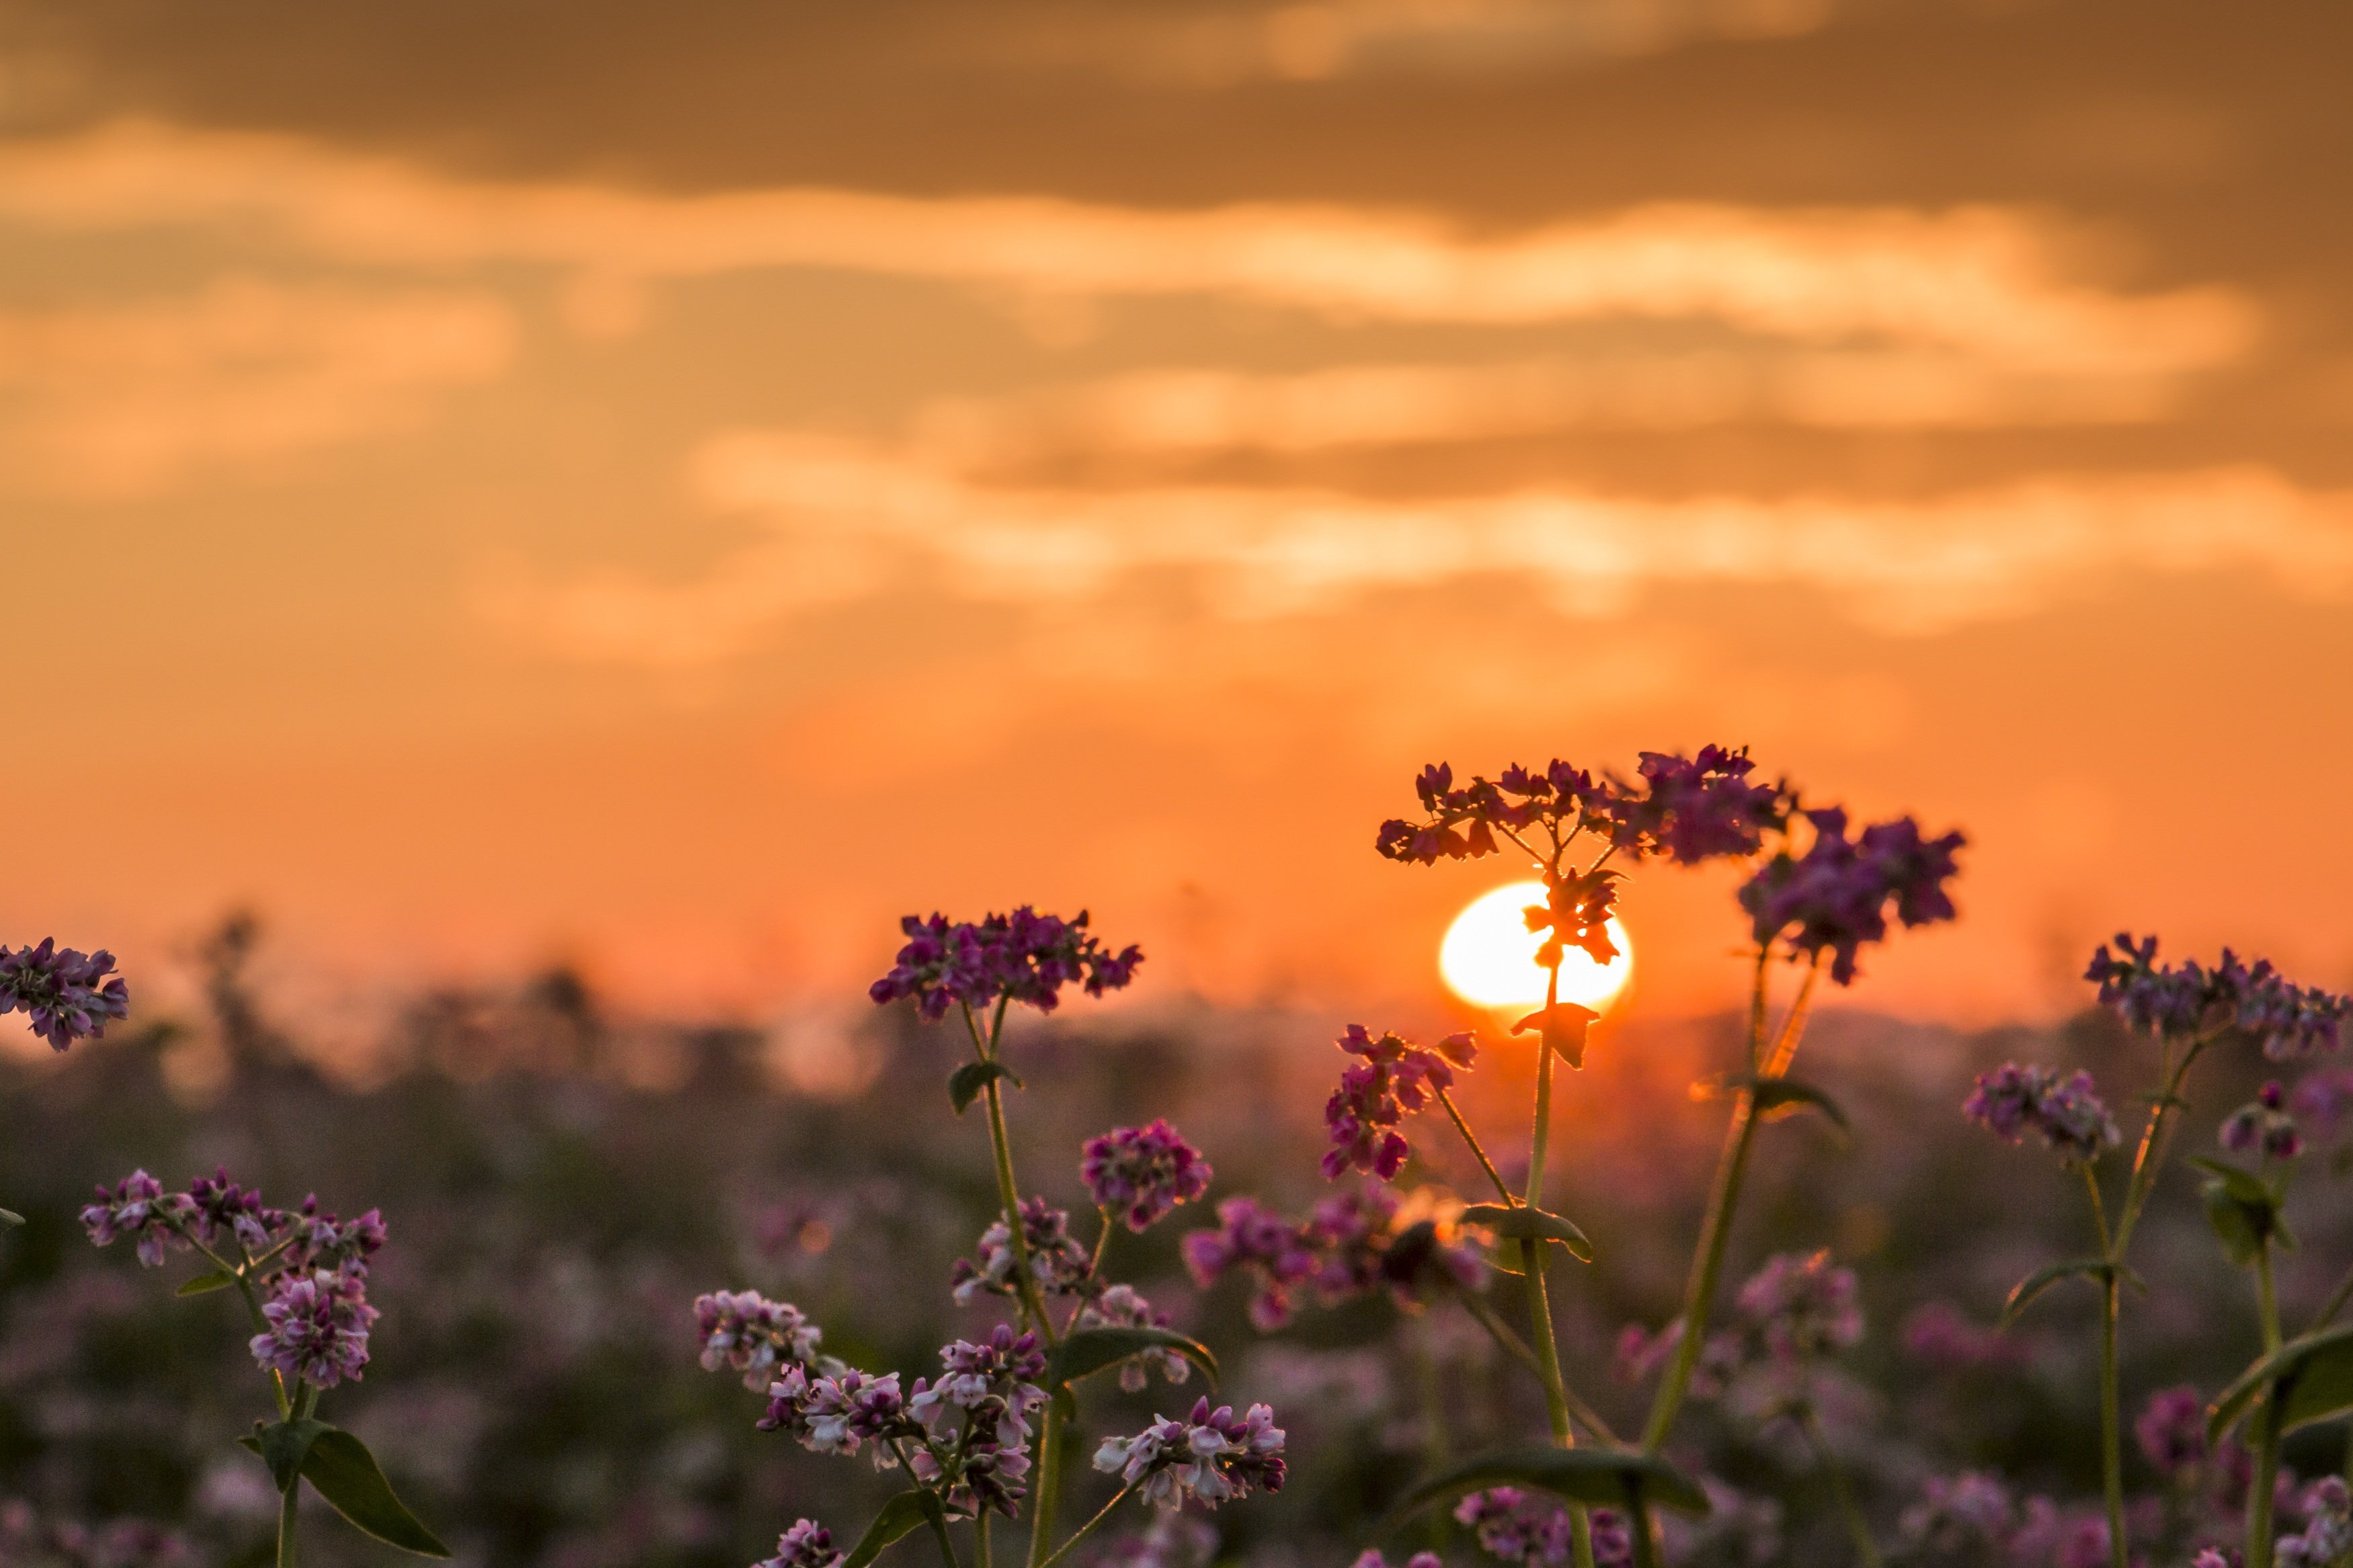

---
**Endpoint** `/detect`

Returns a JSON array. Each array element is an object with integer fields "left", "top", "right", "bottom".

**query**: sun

[{"left": 1439, "top": 881, "right": 1634, "bottom": 1014}]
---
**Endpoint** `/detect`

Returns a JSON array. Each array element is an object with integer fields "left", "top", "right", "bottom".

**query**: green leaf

[
  {"left": 2002, "top": 1257, "right": 2124, "bottom": 1326},
  {"left": 840, "top": 1491, "right": 950, "bottom": 1568},
  {"left": 1511, "top": 1004, "right": 1600, "bottom": 1069},
  {"left": 177, "top": 1270, "right": 238, "bottom": 1297},
  {"left": 297, "top": 1429, "right": 451, "bottom": 1557},
  {"left": 249, "top": 1418, "right": 332, "bottom": 1493},
  {"left": 1460, "top": 1203, "right": 1595, "bottom": 1264},
  {"left": 947, "top": 1061, "right": 1023, "bottom": 1115},
  {"left": 1049, "top": 1326, "right": 1218, "bottom": 1390},
  {"left": 2188, "top": 1157, "right": 2276, "bottom": 1206},
  {"left": 1734, "top": 1075, "right": 1851, "bottom": 1135},
  {"left": 2210, "top": 1323, "right": 2353, "bottom": 1446},
  {"left": 2190, "top": 1158, "right": 2291, "bottom": 1266},
  {"left": 0, "top": 1207, "right": 24, "bottom": 1227},
  {"left": 1378, "top": 1446, "right": 1712, "bottom": 1536}
]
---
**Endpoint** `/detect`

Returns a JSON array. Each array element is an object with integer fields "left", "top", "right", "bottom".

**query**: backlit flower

[
  {"left": 1320, "top": 1026, "right": 1473, "bottom": 1182},
  {"left": 869, "top": 909, "right": 1142, "bottom": 1021},
  {"left": 1739, "top": 809, "right": 1964, "bottom": 985},
  {"left": 1082, "top": 1121, "right": 1212, "bottom": 1231},
  {"left": 1964, "top": 1064, "right": 2120, "bottom": 1164}
]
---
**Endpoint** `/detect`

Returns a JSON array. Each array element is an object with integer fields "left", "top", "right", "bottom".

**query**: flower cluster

[
  {"left": 81, "top": 1167, "right": 387, "bottom": 1389},
  {"left": 907, "top": 1327, "right": 1049, "bottom": 1518},
  {"left": 869, "top": 908, "right": 1142, "bottom": 1021},
  {"left": 1897, "top": 1473, "right": 2016, "bottom": 1557},
  {"left": 1374, "top": 747, "right": 1784, "bottom": 870},
  {"left": 1092, "top": 1397, "right": 1285, "bottom": 1509},
  {"left": 1453, "top": 1489, "right": 1632, "bottom": 1568},
  {"left": 694, "top": 1290, "right": 824, "bottom": 1391},
  {"left": 1963, "top": 1064, "right": 2122, "bottom": 1164},
  {"left": 2136, "top": 1386, "right": 2208, "bottom": 1480},
  {"left": 250, "top": 1270, "right": 378, "bottom": 1389},
  {"left": 1733, "top": 1249, "right": 1865, "bottom": 1362},
  {"left": 756, "top": 1521, "right": 843, "bottom": 1568},
  {"left": 951, "top": 1197, "right": 1095, "bottom": 1305},
  {"left": 1737, "top": 808, "right": 1964, "bottom": 985},
  {"left": 1184, "top": 1186, "right": 1484, "bottom": 1330},
  {"left": 0, "top": 938, "right": 129, "bottom": 1051},
  {"left": 2280, "top": 1477, "right": 2353, "bottom": 1568},
  {"left": 2087, "top": 933, "right": 2351, "bottom": 1059},
  {"left": 2223, "top": 1081, "right": 2305, "bottom": 1161},
  {"left": 1320, "top": 1026, "right": 1475, "bottom": 1182},
  {"left": 1182, "top": 1198, "right": 1319, "bottom": 1330},
  {"left": 1082, "top": 1120, "right": 1212, "bottom": 1231},
  {"left": 1073, "top": 1285, "right": 1191, "bottom": 1391}
]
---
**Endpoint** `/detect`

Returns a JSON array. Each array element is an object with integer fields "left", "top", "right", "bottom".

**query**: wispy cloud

[
  {"left": 0, "top": 124, "right": 2255, "bottom": 372},
  {"left": 0, "top": 278, "right": 514, "bottom": 497},
  {"left": 480, "top": 431, "right": 2353, "bottom": 664}
]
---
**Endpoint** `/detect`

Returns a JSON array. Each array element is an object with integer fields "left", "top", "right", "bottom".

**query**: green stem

[
  {"left": 1035, "top": 1485, "right": 1133, "bottom": 1568},
  {"left": 2259, "top": 1243, "right": 2283, "bottom": 1354},
  {"left": 975, "top": 1516, "right": 991, "bottom": 1568},
  {"left": 1802, "top": 1407, "right": 1883, "bottom": 1568},
  {"left": 1627, "top": 1490, "right": 1659, "bottom": 1568},
  {"left": 2097, "top": 1273, "right": 2126, "bottom": 1568},
  {"left": 2250, "top": 1393, "right": 2284, "bottom": 1568},
  {"left": 2306, "top": 1257, "right": 2353, "bottom": 1335},
  {"left": 276, "top": 1471, "right": 299, "bottom": 1568},
  {"left": 1523, "top": 964, "right": 1597, "bottom": 1568},
  {"left": 1026, "top": 1405, "right": 1067, "bottom": 1568}
]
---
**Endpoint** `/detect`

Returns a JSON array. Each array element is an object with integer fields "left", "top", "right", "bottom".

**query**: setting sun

[{"left": 1439, "top": 880, "right": 1633, "bottom": 1014}]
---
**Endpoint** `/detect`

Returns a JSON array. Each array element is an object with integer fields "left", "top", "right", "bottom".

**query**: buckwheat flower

[
  {"left": 948, "top": 1436, "right": 1033, "bottom": 1520},
  {"left": 2135, "top": 1386, "right": 2207, "bottom": 1479},
  {"left": 2087, "top": 934, "right": 2352, "bottom": 1059},
  {"left": 1183, "top": 1197, "right": 1319, "bottom": 1329},
  {"left": 1963, "top": 1064, "right": 2120, "bottom": 1165},
  {"left": 0, "top": 939, "right": 129, "bottom": 1051},
  {"left": 283, "top": 1196, "right": 387, "bottom": 1278},
  {"left": 1734, "top": 1251, "right": 1863, "bottom": 1361},
  {"left": 2192, "top": 1553, "right": 2229, "bottom": 1568},
  {"left": 1075, "top": 1285, "right": 1191, "bottom": 1391},
  {"left": 250, "top": 1268, "right": 378, "bottom": 1388},
  {"left": 1092, "top": 1398, "right": 1285, "bottom": 1508},
  {"left": 1604, "top": 745, "right": 1788, "bottom": 864},
  {"left": 869, "top": 908, "right": 1143, "bottom": 1020},
  {"left": 1453, "top": 1489, "right": 1583, "bottom": 1566},
  {"left": 953, "top": 1198, "right": 1094, "bottom": 1304},
  {"left": 1898, "top": 1473, "right": 2016, "bottom": 1555},
  {"left": 1739, "top": 809, "right": 1964, "bottom": 985},
  {"left": 1320, "top": 1026, "right": 1470, "bottom": 1182},
  {"left": 80, "top": 1171, "right": 192, "bottom": 1268},
  {"left": 794, "top": 1369, "right": 914, "bottom": 1463},
  {"left": 2282, "top": 1479, "right": 2353, "bottom": 1568},
  {"left": 694, "top": 1290, "right": 822, "bottom": 1391},
  {"left": 757, "top": 1521, "right": 844, "bottom": 1568},
  {"left": 184, "top": 1169, "right": 284, "bottom": 1253},
  {"left": 1082, "top": 1120, "right": 1213, "bottom": 1232},
  {"left": 913, "top": 1325, "right": 1047, "bottom": 1440}
]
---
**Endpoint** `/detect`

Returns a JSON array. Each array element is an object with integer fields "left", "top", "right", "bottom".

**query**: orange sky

[{"left": 2, "top": 0, "right": 2350, "bottom": 1033}]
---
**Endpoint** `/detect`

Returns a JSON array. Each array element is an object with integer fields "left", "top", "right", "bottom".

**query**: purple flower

[
  {"left": 952, "top": 1198, "right": 1094, "bottom": 1305},
  {"left": 1074, "top": 1285, "right": 1191, "bottom": 1391},
  {"left": 249, "top": 1268, "right": 378, "bottom": 1388},
  {"left": 2056, "top": 1516, "right": 2111, "bottom": 1568},
  {"left": 693, "top": 1290, "right": 823, "bottom": 1391},
  {"left": 757, "top": 1521, "right": 843, "bottom": 1568},
  {"left": 1183, "top": 1198, "right": 1319, "bottom": 1330},
  {"left": 1899, "top": 1301, "right": 2021, "bottom": 1370},
  {"left": 0, "top": 939, "right": 128, "bottom": 1051},
  {"left": 281, "top": 1196, "right": 387, "bottom": 1278},
  {"left": 1734, "top": 1250, "right": 1864, "bottom": 1361},
  {"left": 184, "top": 1169, "right": 284, "bottom": 1253},
  {"left": 2222, "top": 1083, "right": 2303, "bottom": 1162},
  {"left": 1320, "top": 1026, "right": 1474, "bottom": 1182},
  {"left": 1605, "top": 746, "right": 1788, "bottom": 864},
  {"left": 869, "top": 908, "right": 1142, "bottom": 1022},
  {"left": 1963, "top": 1063, "right": 2120, "bottom": 1164},
  {"left": 2087, "top": 934, "right": 2351, "bottom": 1059},
  {"left": 1739, "top": 809, "right": 1964, "bottom": 985},
  {"left": 79, "top": 1171, "right": 192, "bottom": 1268},
  {"left": 2282, "top": 1479, "right": 2353, "bottom": 1568},
  {"left": 1082, "top": 1120, "right": 1213, "bottom": 1232},
  {"left": 2135, "top": 1386, "right": 2207, "bottom": 1479},
  {"left": 762, "top": 1367, "right": 919, "bottom": 1465},
  {"left": 1092, "top": 1397, "right": 1284, "bottom": 1508},
  {"left": 910, "top": 1325, "right": 1047, "bottom": 1440},
  {"left": 1306, "top": 1186, "right": 1485, "bottom": 1307},
  {"left": 1452, "top": 1490, "right": 1631, "bottom": 1567},
  {"left": 1897, "top": 1473, "right": 2015, "bottom": 1555},
  {"left": 1615, "top": 1320, "right": 1684, "bottom": 1383}
]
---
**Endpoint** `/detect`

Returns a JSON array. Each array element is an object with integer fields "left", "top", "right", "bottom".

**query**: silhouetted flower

[
  {"left": 1082, "top": 1120, "right": 1213, "bottom": 1231},
  {"left": 757, "top": 1521, "right": 842, "bottom": 1568},
  {"left": 1963, "top": 1064, "right": 2120, "bottom": 1164},
  {"left": 1605, "top": 746, "right": 1788, "bottom": 864},
  {"left": 1092, "top": 1397, "right": 1284, "bottom": 1508},
  {"left": 1739, "top": 809, "right": 1964, "bottom": 984},
  {"left": 694, "top": 1291, "right": 823, "bottom": 1391},
  {"left": 2087, "top": 934, "right": 2350, "bottom": 1059},
  {"left": 1375, "top": 747, "right": 1782, "bottom": 872},
  {"left": 0, "top": 940, "right": 128, "bottom": 1051},
  {"left": 869, "top": 908, "right": 1142, "bottom": 1021},
  {"left": 1320, "top": 1026, "right": 1473, "bottom": 1182},
  {"left": 249, "top": 1269, "right": 377, "bottom": 1388},
  {"left": 79, "top": 1171, "right": 192, "bottom": 1268}
]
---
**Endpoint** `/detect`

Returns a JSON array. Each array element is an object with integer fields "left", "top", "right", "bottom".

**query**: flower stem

[
  {"left": 2249, "top": 1391, "right": 2284, "bottom": 1568},
  {"left": 1524, "top": 964, "right": 1597, "bottom": 1568},
  {"left": 1035, "top": 1485, "right": 1132, "bottom": 1568},
  {"left": 276, "top": 1473, "right": 299, "bottom": 1568},
  {"left": 1802, "top": 1407, "right": 1882, "bottom": 1568},
  {"left": 1026, "top": 1406, "right": 1067, "bottom": 1568},
  {"left": 975, "top": 1516, "right": 992, "bottom": 1568}
]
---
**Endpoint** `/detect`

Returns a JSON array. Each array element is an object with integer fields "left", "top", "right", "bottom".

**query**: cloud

[
  {"left": 0, "top": 277, "right": 515, "bottom": 497},
  {"left": 0, "top": 123, "right": 2256, "bottom": 373},
  {"left": 481, "top": 429, "right": 2353, "bottom": 664}
]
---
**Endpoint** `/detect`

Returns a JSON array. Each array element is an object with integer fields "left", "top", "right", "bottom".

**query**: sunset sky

[{"left": 3, "top": 0, "right": 2350, "bottom": 1032}]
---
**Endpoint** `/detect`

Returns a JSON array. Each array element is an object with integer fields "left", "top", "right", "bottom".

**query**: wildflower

[
  {"left": 1082, "top": 1120, "right": 1213, "bottom": 1231},
  {"left": 764, "top": 1367, "right": 917, "bottom": 1464},
  {"left": 1739, "top": 809, "right": 1964, "bottom": 985},
  {"left": 1734, "top": 1250, "right": 1864, "bottom": 1361},
  {"left": 2194, "top": 1553, "right": 2229, "bottom": 1568},
  {"left": 184, "top": 1169, "right": 283, "bottom": 1253},
  {"left": 1092, "top": 1397, "right": 1285, "bottom": 1508},
  {"left": 1452, "top": 1490, "right": 1633, "bottom": 1566},
  {"left": 1605, "top": 746, "right": 1788, "bottom": 864},
  {"left": 282, "top": 1196, "right": 387, "bottom": 1278},
  {"left": 1074, "top": 1285, "right": 1191, "bottom": 1391},
  {"left": 249, "top": 1268, "right": 377, "bottom": 1388},
  {"left": 0, "top": 939, "right": 128, "bottom": 1051},
  {"left": 952, "top": 1198, "right": 1094, "bottom": 1305},
  {"left": 868, "top": 908, "right": 1142, "bottom": 1021},
  {"left": 2086, "top": 934, "right": 2350, "bottom": 1059},
  {"left": 1183, "top": 1197, "right": 1319, "bottom": 1329},
  {"left": 1963, "top": 1064, "right": 2121, "bottom": 1164},
  {"left": 1897, "top": 1473, "right": 2015, "bottom": 1555},
  {"left": 1307, "top": 1186, "right": 1485, "bottom": 1308},
  {"left": 2056, "top": 1516, "right": 2112, "bottom": 1568},
  {"left": 2294, "top": 1067, "right": 2353, "bottom": 1142},
  {"left": 2135, "top": 1386, "right": 2207, "bottom": 1479},
  {"left": 2223, "top": 1082, "right": 2303, "bottom": 1162},
  {"left": 910, "top": 1325, "right": 1048, "bottom": 1445},
  {"left": 1899, "top": 1302, "right": 2021, "bottom": 1370},
  {"left": 79, "top": 1171, "right": 192, "bottom": 1268},
  {"left": 756, "top": 1521, "right": 843, "bottom": 1568},
  {"left": 694, "top": 1290, "right": 822, "bottom": 1391},
  {"left": 1320, "top": 1026, "right": 1474, "bottom": 1182}
]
